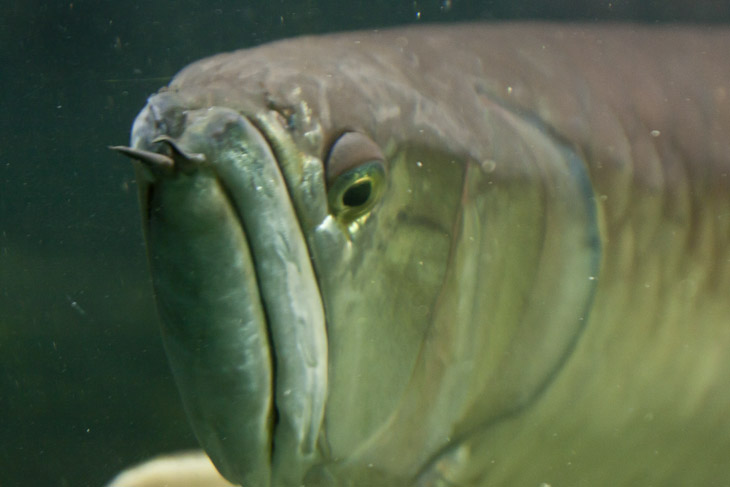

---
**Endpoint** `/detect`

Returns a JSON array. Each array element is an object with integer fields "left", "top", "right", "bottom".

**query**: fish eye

[
  {"left": 327, "top": 161, "right": 385, "bottom": 222},
  {"left": 325, "top": 132, "right": 387, "bottom": 223},
  {"left": 342, "top": 179, "right": 372, "bottom": 207}
]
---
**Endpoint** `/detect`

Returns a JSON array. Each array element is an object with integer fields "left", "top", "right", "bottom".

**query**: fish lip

[{"left": 130, "top": 97, "right": 328, "bottom": 487}]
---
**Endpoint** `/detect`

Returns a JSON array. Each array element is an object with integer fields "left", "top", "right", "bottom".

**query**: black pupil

[{"left": 342, "top": 180, "right": 372, "bottom": 207}]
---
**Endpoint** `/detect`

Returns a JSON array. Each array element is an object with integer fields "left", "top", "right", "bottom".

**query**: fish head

[{"left": 118, "top": 30, "right": 600, "bottom": 487}]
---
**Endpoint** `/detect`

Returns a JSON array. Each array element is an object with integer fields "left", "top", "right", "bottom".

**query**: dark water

[{"left": 1, "top": 1, "right": 728, "bottom": 486}]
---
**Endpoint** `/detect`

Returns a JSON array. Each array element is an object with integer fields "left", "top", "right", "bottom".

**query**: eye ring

[
  {"left": 325, "top": 132, "right": 387, "bottom": 224},
  {"left": 327, "top": 161, "right": 385, "bottom": 223}
]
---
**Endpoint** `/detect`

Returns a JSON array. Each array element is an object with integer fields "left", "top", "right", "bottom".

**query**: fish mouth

[{"left": 117, "top": 93, "right": 328, "bottom": 487}]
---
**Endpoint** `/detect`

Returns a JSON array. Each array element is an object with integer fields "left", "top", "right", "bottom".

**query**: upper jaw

[{"left": 122, "top": 92, "right": 329, "bottom": 487}]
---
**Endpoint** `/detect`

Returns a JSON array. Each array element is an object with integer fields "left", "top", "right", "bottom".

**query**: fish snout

[
  {"left": 131, "top": 91, "right": 188, "bottom": 151},
  {"left": 109, "top": 92, "right": 193, "bottom": 174}
]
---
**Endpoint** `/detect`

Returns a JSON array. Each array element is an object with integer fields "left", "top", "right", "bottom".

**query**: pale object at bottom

[{"left": 106, "top": 451, "right": 234, "bottom": 487}]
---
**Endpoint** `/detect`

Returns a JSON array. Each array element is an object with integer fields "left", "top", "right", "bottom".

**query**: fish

[{"left": 109, "top": 22, "right": 730, "bottom": 487}]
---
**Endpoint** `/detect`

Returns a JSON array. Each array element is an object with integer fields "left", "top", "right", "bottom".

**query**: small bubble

[
  {"left": 482, "top": 159, "right": 496, "bottom": 173},
  {"left": 650, "top": 130, "right": 661, "bottom": 137},
  {"left": 416, "top": 161, "right": 423, "bottom": 168}
]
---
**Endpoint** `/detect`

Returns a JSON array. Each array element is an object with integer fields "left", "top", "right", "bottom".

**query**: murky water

[{"left": 2, "top": 1, "right": 728, "bottom": 486}]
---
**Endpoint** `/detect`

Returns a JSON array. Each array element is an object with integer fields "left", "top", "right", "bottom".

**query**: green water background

[{"left": 1, "top": 1, "right": 728, "bottom": 486}]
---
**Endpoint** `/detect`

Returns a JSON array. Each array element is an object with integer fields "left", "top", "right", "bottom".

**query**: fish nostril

[{"left": 134, "top": 92, "right": 189, "bottom": 148}]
